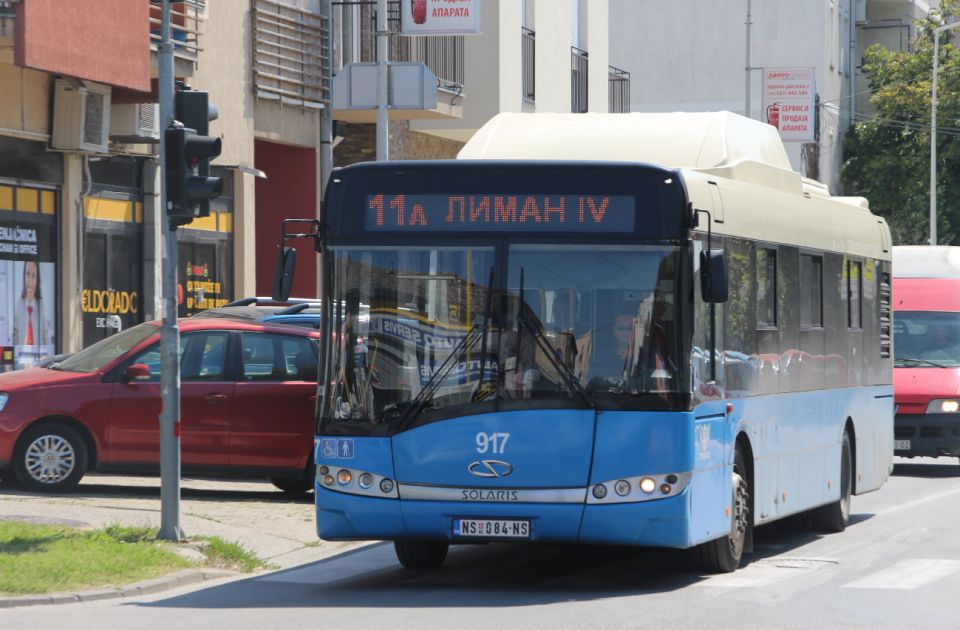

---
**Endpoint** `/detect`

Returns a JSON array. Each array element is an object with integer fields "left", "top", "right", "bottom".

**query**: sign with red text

[
  {"left": 365, "top": 193, "right": 636, "bottom": 232},
  {"left": 401, "top": 0, "right": 481, "bottom": 35},
  {"left": 762, "top": 67, "right": 816, "bottom": 143}
]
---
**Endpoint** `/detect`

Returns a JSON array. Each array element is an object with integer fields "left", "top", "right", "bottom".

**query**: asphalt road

[{"left": 3, "top": 457, "right": 960, "bottom": 629}]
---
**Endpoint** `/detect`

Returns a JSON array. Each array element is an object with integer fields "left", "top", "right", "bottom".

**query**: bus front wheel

[
  {"left": 394, "top": 540, "right": 449, "bottom": 569},
  {"left": 697, "top": 446, "right": 750, "bottom": 573}
]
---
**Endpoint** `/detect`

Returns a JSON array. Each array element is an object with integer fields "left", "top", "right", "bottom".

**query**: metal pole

[
  {"left": 376, "top": 0, "right": 389, "bottom": 161},
  {"left": 745, "top": 0, "right": 752, "bottom": 118},
  {"left": 319, "top": 0, "right": 333, "bottom": 194},
  {"left": 157, "top": 0, "right": 183, "bottom": 542}
]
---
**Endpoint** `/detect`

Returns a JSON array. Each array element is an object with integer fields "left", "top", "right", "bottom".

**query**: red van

[
  {"left": 0, "top": 318, "right": 320, "bottom": 493},
  {"left": 892, "top": 246, "right": 960, "bottom": 464}
]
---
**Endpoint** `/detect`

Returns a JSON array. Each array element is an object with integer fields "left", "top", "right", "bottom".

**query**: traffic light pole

[{"left": 157, "top": 0, "right": 183, "bottom": 542}]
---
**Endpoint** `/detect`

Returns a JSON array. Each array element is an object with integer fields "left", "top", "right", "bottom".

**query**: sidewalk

[{"left": 0, "top": 473, "right": 371, "bottom": 607}]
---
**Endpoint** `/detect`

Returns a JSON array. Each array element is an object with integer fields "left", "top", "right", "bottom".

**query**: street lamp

[{"left": 930, "top": 22, "right": 960, "bottom": 245}]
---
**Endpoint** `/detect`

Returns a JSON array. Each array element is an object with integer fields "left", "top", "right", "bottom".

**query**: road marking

[
  {"left": 842, "top": 559, "right": 960, "bottom": 590},
  {"left": 873, "top": 485, "right": 960, "bottom": 516}
]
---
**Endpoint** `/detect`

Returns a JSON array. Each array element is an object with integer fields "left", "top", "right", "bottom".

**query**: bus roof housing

[
  {"left": 459, "top": 112, "right": 889, "bottom": 260},
  {"left": 460, "top": 111, "right": 852, "bottom": 201},
  {"left": 892, "top": 246, "right": 960, "bottom": 279}
]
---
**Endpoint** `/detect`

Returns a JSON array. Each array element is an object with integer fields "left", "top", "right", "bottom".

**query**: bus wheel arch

[
  {"left": 810, "top": 421, "right": 854, "bottom": 533},
  {"left": 696, "top": 433, "right": 753, "bottom": 573}
]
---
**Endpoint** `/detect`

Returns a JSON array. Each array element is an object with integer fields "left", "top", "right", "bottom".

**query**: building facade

[{"left": 609, "top": 0, "right": 937, "bottom": 193}]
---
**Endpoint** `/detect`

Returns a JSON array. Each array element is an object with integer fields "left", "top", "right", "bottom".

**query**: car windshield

[
  {"left": 894, "top": 311, "right": 960, "bottom": 367},
  {"left": 320, "top": 244, "right": 682, "bottom": 431},
  {"left": 54, "top": 323, "right": 159, "bottom": 373}
]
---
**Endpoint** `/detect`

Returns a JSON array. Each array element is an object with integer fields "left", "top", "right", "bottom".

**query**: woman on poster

[{"left": 12, "top": 260, "right": 51, "bottom": 348}]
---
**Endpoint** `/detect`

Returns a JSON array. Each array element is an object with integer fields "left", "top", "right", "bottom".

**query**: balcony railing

[
  {"left": 253, "top": 0, "right": 331, "bottom": 108},
  {"left": 571, "top": 46, "right": 588, "bottom": 113},
  {"left": 522, "top": 27, "right": 535, "bottom": 103},
  {"left": 609, "top": 65, "right": 630, "bottom": 113},
  {"left": 149, "top": 0, "right": 204, "bottom": 59}
]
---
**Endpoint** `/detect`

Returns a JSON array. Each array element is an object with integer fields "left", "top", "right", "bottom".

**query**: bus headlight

[{"left": 926, "top": 399, "right": 960, "bottom": 413}]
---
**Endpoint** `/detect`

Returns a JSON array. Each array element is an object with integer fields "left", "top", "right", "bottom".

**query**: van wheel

[
  {"left": 697, "top": 446, "right": 750, "bottom": 573},
  {"left": 811, "top": 431, "right": 852, "bottom": 533},
  {"left": 394, "top": 540, "right": 449, "bottom": 569},
  {"left": 13, "top": 423, "right": 87, "bottom": 493}
]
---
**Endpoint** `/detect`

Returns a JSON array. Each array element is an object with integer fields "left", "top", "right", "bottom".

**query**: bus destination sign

[{"left": 365, "top": 194, "right": 635, "bottom": 232}]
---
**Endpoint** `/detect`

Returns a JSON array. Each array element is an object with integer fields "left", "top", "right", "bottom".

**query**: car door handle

[{"left": 205, "top": 393, "right": 228, "bottom": 403}]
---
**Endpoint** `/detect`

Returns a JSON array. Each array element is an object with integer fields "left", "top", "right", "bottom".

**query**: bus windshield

[
  {"left": 894, "top": 311, "right": 960, "bottom": 367},
  {"left": 320, "top": 244, "right": 683, "bottom": 431}
]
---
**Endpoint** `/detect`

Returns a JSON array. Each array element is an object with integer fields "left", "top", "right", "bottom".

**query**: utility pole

[
  {"left": 157, "top": 0, "right": 183, "bottom": 542},
  {"left": 376, "top": 0, "right": 389, "bottom": 161},
  {"left": 745, "top": 0, "right": 753, "bottom": 119}
]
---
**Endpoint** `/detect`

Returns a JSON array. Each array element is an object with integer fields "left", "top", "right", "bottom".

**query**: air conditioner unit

[
  {"left": 51, "top": 79, "right": 111, "bottom": 153},
  {"left": 110, "top": 103, "right": 160, "bottom": 143}
]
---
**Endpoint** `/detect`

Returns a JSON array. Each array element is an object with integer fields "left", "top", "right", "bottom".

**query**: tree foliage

[{"left": 841, "top": 1, "right": 960, "bottom": 244}]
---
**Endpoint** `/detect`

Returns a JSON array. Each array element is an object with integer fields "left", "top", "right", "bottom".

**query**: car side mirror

[
  {"left": 700, "top": 249, "right": 729, "bottom": 303},
  {"left": 124, "top": 363, "right": 152, "bottom": 383},
  {"left": 272, "top": 246, "right": 296, "bottom": 302}
]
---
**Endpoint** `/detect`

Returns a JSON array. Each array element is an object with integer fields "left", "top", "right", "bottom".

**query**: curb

[{"left": 0, "top": 568, "right": 236, "bottom": 609}]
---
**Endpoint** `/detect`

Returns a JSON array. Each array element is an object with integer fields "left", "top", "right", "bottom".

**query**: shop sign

[
  {"left": 401, "top": 0, "right": 481, "bottom": 35},
  {"left": 762, "top": 67, "right": 816, "bottom": 143},
  {"left": 0, "top": 217, "right": 56, "bottom": 370}
]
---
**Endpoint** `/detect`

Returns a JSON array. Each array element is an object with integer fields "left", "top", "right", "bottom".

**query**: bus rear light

[
  {"left": 639, "top": 477, "right": 656, "bottom": 494},
  {"left": 337, "top": 469, "right": 352, "bottom": 485}
]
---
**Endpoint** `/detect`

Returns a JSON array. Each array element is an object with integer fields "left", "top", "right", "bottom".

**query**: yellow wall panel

[
  {"left": 40, "top": 190, "right": 55, "bottom": 214},
  {"left": 83, "top": 197, "right": 134, "bottom": 222},
  {"left": 16, "top": 188, "right": 38, "bottom": 213},
  {"left": 0, "top": 186, "right": 12, "bottom": 211}
]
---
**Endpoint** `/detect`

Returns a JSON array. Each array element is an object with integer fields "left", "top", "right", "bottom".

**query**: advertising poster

[
  {"left": 761, "top": 67, "right": 816, "bottom": 143},
  {"left": 0, "top": 219, "right": 57, "bottom": 371},
  {"left": 401, "top": 0, "right": 481, "bottom": 35}
]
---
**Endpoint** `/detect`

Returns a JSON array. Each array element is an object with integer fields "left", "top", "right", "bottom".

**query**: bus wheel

[
  {"left": 697, "top": 446, "right": 749, "bottom": 573},
  {"left": 811, "top": 431, "right": 852, "bottom": 533},
  {"left": 394, "top": 540, "right": 449, "bottom": 569}
]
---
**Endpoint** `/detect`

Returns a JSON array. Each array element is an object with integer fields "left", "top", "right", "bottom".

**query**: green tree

[{"left": 841, "top": 1, "right": 960, "bottom": 244}]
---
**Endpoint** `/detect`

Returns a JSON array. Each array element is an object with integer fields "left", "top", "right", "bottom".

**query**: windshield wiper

[
  {"left": 394, "top": 323, "right": 483, "bottom": 430},
  {"left": 895, "top": 357, "right": 951, "bottom": 368},
  {"left": 515, "top": 267, "right": 593, "bottom": 407}
]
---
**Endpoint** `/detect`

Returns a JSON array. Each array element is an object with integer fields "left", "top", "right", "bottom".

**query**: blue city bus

[{"left": 289, "top": 113, "right": 893, "bottom": 573}]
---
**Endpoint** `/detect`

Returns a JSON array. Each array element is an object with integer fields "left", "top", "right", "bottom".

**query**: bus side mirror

[
  {"left": 700, "top": 249, "right": 729, "bottom": 303},
  {"left": 272, "top": 246, "right": 296, "bottom": 301}
]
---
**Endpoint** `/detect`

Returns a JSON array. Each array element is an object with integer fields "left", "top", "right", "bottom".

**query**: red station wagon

[{"left": 0, "top": 318, "right": 320, "bottom": 493}]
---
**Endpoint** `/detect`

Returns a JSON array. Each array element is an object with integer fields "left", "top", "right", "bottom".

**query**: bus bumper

[{"left": 316, "top": 487, "right": 691, "bottom": 547}]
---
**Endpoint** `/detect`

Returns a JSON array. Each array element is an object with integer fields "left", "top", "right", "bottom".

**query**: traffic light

[{"left": 165, "top": 89, "right": 222, "bottom": 227}]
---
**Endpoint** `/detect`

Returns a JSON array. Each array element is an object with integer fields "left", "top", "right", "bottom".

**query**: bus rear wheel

[
  {"left": 810, "top": 431, "right": 852, "bottom": 533},
  {"left": 697, "top": 446, "right": 750, "bottom": 573},
  {"left": 394, "top": 540, "right": 449, "bottom": 569}
]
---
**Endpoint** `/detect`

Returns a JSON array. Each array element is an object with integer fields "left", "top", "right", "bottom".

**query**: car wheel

[
  {"left": 697, "top": 446, "right": 750, "bottom": 573},
  {"left": 394, "top": 540, "right": 449, "bottom": 569},
  {"left": 13, "top": 423, "right": 88, "bottom": 493},
  {"left": 810, "top": 430, "right": 852, "bottom": 533}
]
